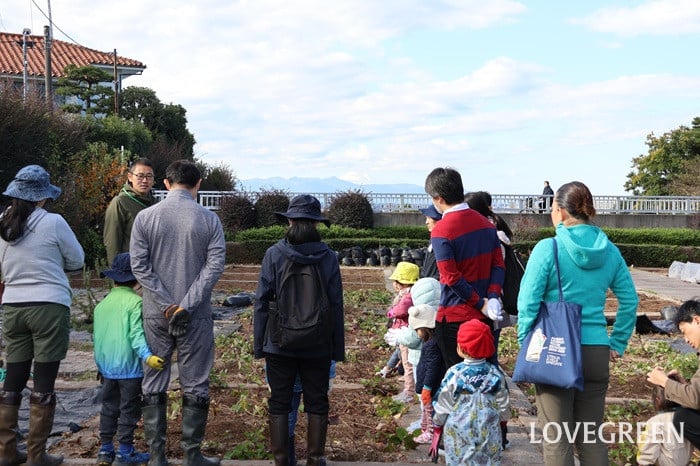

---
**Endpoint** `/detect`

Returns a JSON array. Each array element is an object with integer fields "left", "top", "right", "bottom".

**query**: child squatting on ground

[
  {"left": 93, "top": 253, "right": 166, "bottom": 466},
  {"left": 641, "top": 298, "right": 700, "bottom": 466},
  {"left": 430, "top": 319, "right": 510, "bottom": 465}
]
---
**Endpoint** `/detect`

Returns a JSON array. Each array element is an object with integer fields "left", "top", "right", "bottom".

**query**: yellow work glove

[{"left": 145, "top": 355, "right": 165, "bottom": 371}]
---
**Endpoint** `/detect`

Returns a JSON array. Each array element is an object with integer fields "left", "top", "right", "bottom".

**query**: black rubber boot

[
  {"left": 26, "top": 393, "right": 62, "bottom": 466},
  {"left": 287, "top": 435, "right": 296, "bottom": 466},
  {"left": 306, "top": 413, "right": 328, "bottom": 466},
  {"left": 0, "top": 392, "right": 26, "bottom": 466},
  {"left": 181, "top": 394, "right": 219, "bottom": 466},
  {"left": 500, "top": 420, "right": 509, "bottom": 449},
  {"left": 142, "top": 393, "right": 168, "bottom": 466},
  {"left": 268, "top": 415, "right": 288, "bottom": 466}
]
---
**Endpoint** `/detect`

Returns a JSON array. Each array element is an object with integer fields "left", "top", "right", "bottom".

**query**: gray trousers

[
  {"left": 141, "top": 316, "right": 214, "bottom": 397},
  {"left": 535, "top": 345, "right": 610, "bottom": 466},
  {"left": 99, "top": 377, "right": 143, "bottom": 446}
]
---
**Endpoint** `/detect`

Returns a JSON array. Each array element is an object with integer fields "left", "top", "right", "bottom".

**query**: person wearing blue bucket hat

[
  {"left": 93, "top": 253, "right": 165, "bottom": 466},
  {"left": 255, "top": 194, "right": 343, "bottom": 466},
  {"left": 0, "top": 165, "right": 84, "bottom": 466},
  {"left": 2, "top": 165, "right": 62, "bottom": 202}
]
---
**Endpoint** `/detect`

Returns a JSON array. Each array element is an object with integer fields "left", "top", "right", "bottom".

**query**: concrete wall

[{"left": 374, "top": 212, "right": 700, "bottom": 229}]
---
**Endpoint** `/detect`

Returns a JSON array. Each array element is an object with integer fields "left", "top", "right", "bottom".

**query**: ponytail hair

[{"left": 555, "top": 181, "right": 596, "bottom": 222}]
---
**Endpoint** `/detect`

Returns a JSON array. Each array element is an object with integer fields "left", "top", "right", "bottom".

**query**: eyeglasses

[{"left": 130, "top": 172, "right": 155, "bottom": 181}]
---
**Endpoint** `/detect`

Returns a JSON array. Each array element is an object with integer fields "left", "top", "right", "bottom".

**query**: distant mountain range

[{"left": 238, "top": 176, "right": 425, "bottom": 194}]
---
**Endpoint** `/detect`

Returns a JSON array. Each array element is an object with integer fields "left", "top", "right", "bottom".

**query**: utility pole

[
  {"left": 22, "top": 28, "right": 31, "bottom": 100},
  {"left": 113, "top": 49, "right": 119, "bottom": 116},
  {"left": 44, "top": 25, "right": 53, "bottom": 108},
  {"left": 45, "top": 0, "right": 54, "bottom": 108}
]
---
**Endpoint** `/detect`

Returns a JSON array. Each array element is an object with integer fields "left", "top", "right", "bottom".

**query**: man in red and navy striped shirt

[{"left": 424, "top": 167, "right": 505, "bottom": 368}]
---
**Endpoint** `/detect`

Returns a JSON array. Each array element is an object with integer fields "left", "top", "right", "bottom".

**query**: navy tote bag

[{"left": 512, "top": 239, "right": 584, "bottom": 391}]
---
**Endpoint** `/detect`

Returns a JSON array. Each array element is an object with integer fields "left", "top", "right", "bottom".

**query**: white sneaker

[{"left": 392, "top": 391, "right": 415, "bottom": 403}]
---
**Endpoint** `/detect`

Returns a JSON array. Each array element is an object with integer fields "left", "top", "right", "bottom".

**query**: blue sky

[{"left": 3, "top": 0, "right": 700, "bottom": 195}]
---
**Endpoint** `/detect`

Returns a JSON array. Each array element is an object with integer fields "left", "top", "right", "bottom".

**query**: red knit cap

[{"left": 457, "top": 320, "right": 495, "bottom": 359}]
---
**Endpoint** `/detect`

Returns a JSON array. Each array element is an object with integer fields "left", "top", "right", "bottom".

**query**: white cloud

[
  {"left": 571, "top": 0, "right": 700, "bottom": 36},
  {"left": 2, "top": 1, "right": 699, "bottom": 194}
]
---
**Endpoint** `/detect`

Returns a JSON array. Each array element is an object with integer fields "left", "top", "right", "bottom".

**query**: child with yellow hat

[{"left": 383, "top": 262, "right": 420, "bottom": 403}]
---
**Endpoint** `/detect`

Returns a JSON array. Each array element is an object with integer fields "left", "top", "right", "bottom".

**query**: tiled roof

[{"left": 0, "top": 31, "right": 145, "bottom": 78}]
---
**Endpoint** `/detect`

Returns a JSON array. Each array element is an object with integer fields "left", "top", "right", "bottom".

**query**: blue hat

[
  {"left": 100, "top": 253, "right": 136, "bottom": 282},
  {"left": 3, "top": 165, "right": 61, "bottom": 202},
  {"left": 419, "top": 205, "right": 442, "bottom": 220},
  {"left": 275, "top": 194, "right": 330, "bottom": 227}
]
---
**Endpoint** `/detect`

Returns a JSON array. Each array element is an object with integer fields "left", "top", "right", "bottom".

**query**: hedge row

[
  {"left": 227, "top": 237, "right": 700, "bottom": 268},
  {"left": 231, "top": 226, "right": 700, "bottom": 246},
  {"left": 526, "top": 227, "right": 700, "bottom": 246},
  {"left": 232, "top": 225, "right": 431, "bottom": 242}
]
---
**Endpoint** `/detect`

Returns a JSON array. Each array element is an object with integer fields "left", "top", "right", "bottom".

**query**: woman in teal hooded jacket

[{"left": 517, "top": 181, "right": 638, "bottom": 466}]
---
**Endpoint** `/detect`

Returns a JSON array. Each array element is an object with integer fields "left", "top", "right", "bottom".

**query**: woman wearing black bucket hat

[
  {"left": 254, "top": 194, "right": 344, "bottom": 466},
  {"left": 0, "top": 165, "right": 84, "bottom": 466}
]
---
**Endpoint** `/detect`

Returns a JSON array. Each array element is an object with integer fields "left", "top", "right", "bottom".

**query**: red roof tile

[{"left": 0, "top": 31, "right": 145, "bottom": 78}]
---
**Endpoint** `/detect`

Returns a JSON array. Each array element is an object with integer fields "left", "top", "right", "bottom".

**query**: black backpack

[
  {"left": 268, "top": 259, "right": 332, "bottom": 350},
  {"left": 501, "top": 243, "right": 526, "bottom": 315}
]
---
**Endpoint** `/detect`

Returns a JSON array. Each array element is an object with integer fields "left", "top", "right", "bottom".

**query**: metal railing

[{"left": 153, "top": 191, "right": 700, "bottom": 215}]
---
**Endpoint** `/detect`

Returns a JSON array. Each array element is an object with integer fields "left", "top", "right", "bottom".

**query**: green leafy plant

[
  {"left": 167, "top": 391, "right": 183, "bottom": 420},
  {"left": 224, "top": 429, "right": 270, "bottom": 460},
  {"left": 385, "top": 426, "right": 416, "bottom": 451}
]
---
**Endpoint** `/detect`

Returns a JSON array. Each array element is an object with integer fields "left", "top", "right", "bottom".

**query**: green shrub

[
  {"left": 235, "top": 226, "right": 287, "bottom": 242},
  {"left": 227, "top": 225, "right": 700, "bottom": 267},
  {"left": 616, "top": 244, "right": 700, "bottom": 267},
  {"left": 234, "top": 225, "right": 427, "bottom": 242},
  {"left": 218, "top": 193, "right": 256, "bottom": 234},
  {"left": 373, "top": 226, "right": 429, "bottom": 240},
  {"left": 328, "top": 190, "right": 374, "bottom": 229},
  {"left": 254, "top": 189, "right": 289, "bottom": 227},
  {"left": 603, "top": 228, "right": 700, "bottom": 246}
]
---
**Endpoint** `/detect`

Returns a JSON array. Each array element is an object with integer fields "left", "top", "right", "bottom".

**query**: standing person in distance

[
  {"left": 540, "top": 180, "right": 555, "bottom": 213},
  {"left": 423, "top": 167, "right": 505, "bottom": 370},
  {"left": 417, "top": 205, "right": 442, "bottom": 280},
  {"left": 254, "top": 195, "right": 345, "bottom": 466},
  {"left": 130, "top": 160, "right": 226, "bottom": 466},
  {"left": 0, "top": 165, "right": 85, "bottom": 466},
  {"left": 517, "top": 181, "right": 638, "bottom": 465},
  {"left": 103, "top": 158, "right": 157, "bottom": 265}
]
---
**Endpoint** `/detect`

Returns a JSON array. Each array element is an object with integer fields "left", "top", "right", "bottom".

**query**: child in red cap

[{"left": 429, "top": 320, "right": 510, "bottom": 464}]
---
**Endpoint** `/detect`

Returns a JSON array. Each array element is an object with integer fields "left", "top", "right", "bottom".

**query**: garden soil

[{"left": 4, "top": 268, "right": 696, "bottom": 463}]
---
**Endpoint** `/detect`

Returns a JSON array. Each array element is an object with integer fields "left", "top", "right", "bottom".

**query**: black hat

[{"left": 275, "top": 194, "right": 330, "bottom": 227}]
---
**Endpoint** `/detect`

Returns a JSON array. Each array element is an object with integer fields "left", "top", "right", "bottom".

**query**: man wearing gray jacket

[{"left": 130, "top": 160, "right": 226, "bottom": 466}]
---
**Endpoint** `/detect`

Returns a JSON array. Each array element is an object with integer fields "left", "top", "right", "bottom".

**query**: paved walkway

[{"left": 630, "top": 268, "right": 699, "bottom": 304}]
